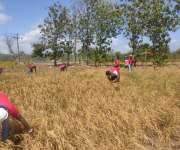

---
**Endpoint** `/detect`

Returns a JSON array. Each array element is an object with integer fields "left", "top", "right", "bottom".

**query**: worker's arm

[
  {"left": 9, "top": 105, "right": 32, "bottom": 133},
  {"left": 17, "top": 115, "right": 32, "bottom": 133}
]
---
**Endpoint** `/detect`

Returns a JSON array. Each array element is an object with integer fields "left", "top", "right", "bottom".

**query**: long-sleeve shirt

[{"left": 0, "top": 92, "right": 20, "bottom": 119}]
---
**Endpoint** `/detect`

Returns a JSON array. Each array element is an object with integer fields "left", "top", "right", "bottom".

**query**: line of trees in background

[{"left": 32, "top": 0, "right": 180, "bottom": 66}]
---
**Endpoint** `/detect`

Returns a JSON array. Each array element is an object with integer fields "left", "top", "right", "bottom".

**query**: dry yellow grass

[{"left": 0, "top": 65, "right": 179, "bottom": 150}]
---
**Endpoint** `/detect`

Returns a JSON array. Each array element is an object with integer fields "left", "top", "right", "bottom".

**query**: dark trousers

[{"left": 2, "top": 118, "right": 9, "bottom": 141}]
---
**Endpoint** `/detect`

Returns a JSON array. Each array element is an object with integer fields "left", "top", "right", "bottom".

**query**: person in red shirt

[
  {"left": 0, "top": 68, "right": 3, "bottom": 74},
  {"left": 124, "top": 56, "right": 129, "bottom": 68},
  {"left": 58, "top": 63, "right": 67, "bottom": 71},
  {"left": 0, "top": 92, "right": 33, "bottom": 142},
  {"left": 114, "top": 58, "right": 120, "bottom": 67},
  {"left": 128, "top": 55, "right": 133, "bottom": 72},
  {"left": 27, "top": 64, "right": 36, "bottom": 73},
  {"left": 106, "top": 58, "right": 120, "bottom": 82}
]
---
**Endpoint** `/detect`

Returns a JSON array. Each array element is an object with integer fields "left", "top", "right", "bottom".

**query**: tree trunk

[
  {"left": 86, "top": 47, "right": 89, "bottom": 65},
  {"left": 94, "top": 59, "right": 97, "bottom": 67},
  {"left": 54, "top": 59, "right": 57, "bottom": 66},
  {"left": 67, "top": 53, "right": 70, "bottom": 66},
  {"left": 74, "top": 37, "right": 77, "bottom": 63}
]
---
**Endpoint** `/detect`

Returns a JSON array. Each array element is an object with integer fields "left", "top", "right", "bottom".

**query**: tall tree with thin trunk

[
  {"left": 5, "top": 35, "right": 17, "bottom": 60},
  {"left": 39, "top": 3, "right": 70, "bottom": 66},
  {"left": 77, "top": 0, "right": 97, "bottom": 65},
  {"left": 123, "top": 0, "right": 144, "bottom": 54},
  {"left": 124, "top": 0, "right": 179, "bottom": 66},
  {"left": 141, "top": 0, "right": 179, "bottom": 66}
]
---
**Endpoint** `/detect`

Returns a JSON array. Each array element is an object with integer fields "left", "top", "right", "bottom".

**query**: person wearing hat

[{"left": 0, "top": 92, "right": 33, "bottom": 142}]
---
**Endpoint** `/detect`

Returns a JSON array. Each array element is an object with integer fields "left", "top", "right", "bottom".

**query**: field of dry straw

[{"left": 0, "top": 65, "right": 179, "bottom": 150}]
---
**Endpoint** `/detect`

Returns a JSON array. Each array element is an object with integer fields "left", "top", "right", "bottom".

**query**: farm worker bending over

[
  {"left": 27, "top": 64, "right": 36, "bottom": 73},
  {"left": 58, "top": 63, "right": 67, "bottom": 71},
  {"left": 0, "top": 92, "right": 33, "bottom": 142},
  {"left": 0, "top": 68, "right": 3, "bottom": 74},
  {"left": 106, "top": 58, "right": 120, "bottom": 82}
]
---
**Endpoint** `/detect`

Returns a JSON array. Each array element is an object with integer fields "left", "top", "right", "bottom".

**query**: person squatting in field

[
  {"left": 0, "top": 68, "right": 3, "bottom": 74},
  {"left": 0, "top": 92, "right": 33, "bottom": 142},
  {"left": 58, "top": 63, "right": 67, "bottom": 71},
  {"left": 106, "top": 57, "right": 120, "bottom": 82},
  {"left": 27, "top": 64, "right": 36, "bottom": 73}
]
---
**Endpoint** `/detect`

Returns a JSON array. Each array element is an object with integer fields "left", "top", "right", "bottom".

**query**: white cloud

[
  {"left": 111, "top": 36, "right": 131, "bottom": 53},
  {"left": 169, "top": 39, "right": 180, "bottom": 52},
  {"left": 0, "top": 1, "right": 11, "bottom": 24},
  {"left": 20, "top": 28, "right": 41, "bottom": 54},
  {"left": 0, "top": 13, "right": 11, "bottom": 24},
  {"left": 0, "top": 27, "right": 41, "bottom": 54},
  {"left": 21, "top": 28, "right": 40, "bottom": 43},
  {"left": 0, "top": 36, "right": 8, "bottom": 54}
]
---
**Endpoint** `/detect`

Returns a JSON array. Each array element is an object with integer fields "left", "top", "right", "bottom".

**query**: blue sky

[{"left": 0, "top": 0, "right": 179, "bottom": 54}]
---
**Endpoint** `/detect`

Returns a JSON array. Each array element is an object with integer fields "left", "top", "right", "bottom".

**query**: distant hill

[{"left": 0, "top": 54, "right": 14, "bottom": 61}]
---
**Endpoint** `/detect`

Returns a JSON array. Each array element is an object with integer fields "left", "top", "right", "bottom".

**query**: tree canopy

[{"left": 36, "top": 0, "right": 180, "bottom": 66}]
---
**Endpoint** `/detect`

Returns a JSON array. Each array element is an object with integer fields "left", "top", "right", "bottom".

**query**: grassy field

[{"left": 0, "top": 65, "right": 179, "bottom": 150}]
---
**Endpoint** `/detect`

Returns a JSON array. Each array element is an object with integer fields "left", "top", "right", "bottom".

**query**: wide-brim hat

[{"left": 0, "top": 108, "right": 8, "bottom": 122}]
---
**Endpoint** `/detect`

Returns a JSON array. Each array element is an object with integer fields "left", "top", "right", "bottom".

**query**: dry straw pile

[{"left": 0, "top": 66, "right": 179, "bottom": 150}]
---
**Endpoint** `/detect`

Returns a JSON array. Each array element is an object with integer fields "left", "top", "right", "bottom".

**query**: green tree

[
  {"left": 141, "top": 0, "right": 179, "bottom": 66},
  {"left": 124, "top": 0, "right": 179, "bottom": 66},
  {"left": 77, "top": 0, "right": 97, "bottom": 65},
  {"left": 32, "top": 43, "right": 46, "bottom": 58},
  {"left": 63, "top": 8, "right": 73, "bottom": 65},
  {"left": 123, "top": 0, "right": 144, "bottom": 54},
  {"left": 77, "top": 0, "right": 122, "bottom": 66},
  {"left": 93, "top": 1, "right": 122, "bottom": 66},
  {"left": 174, "top": 0, "right": 180, "bottom": 12},
  {"left": 39, "top": 3, "right": 70, "bottom": 66},
  {"left": 135, "top": 43, "right": 152, "bottom": 62}
]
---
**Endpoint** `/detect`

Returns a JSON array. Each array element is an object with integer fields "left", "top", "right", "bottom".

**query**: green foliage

[
  {"left": 39, "top": 3, "right": 71, "bottom": 66},
  {"left": 115, "top": 51, "right": 121, "bottom": 60},
  {"left": 123, "top": 0, "right": 143, "bottom": 54},
  {"left": 38, "top": 0, "right": 179, "bottom": 66},
  {"left": 124, "top": 0, "right": 179, "bottom": 66},
  {"left": 167, "top": 48, "right": 180, "bottom": 61},
  {"left": 77, "top": 0, "right": 97, "bottom": 65},
  {"left": 32, "top": 43, "right": 46, "bottom": 58},
  {"left": 135, "top": 43, "right": 152, "bottom": 62},
  {"left": 78, "top": 0, "right": 123, "bottom": 65}
]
